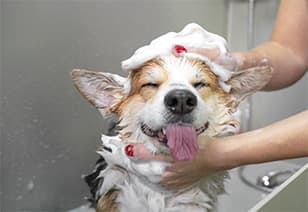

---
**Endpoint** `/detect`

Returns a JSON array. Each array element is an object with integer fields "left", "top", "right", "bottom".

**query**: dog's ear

[
  {"left": 227, "top": 65, "right": 273, "bottom": 109},
  {"left": 71, "top": 69, "right": 127, "bottom": 116}
]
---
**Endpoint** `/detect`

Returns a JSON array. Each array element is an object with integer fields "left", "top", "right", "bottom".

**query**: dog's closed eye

[
  {"left": 192, "top": 81, "right": 209, "bottom": 89},
  {"left": 141, "top": 82, "right": 160, "bottom": 88}
]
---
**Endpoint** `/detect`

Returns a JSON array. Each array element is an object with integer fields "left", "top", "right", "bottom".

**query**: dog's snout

[{"left": 164, "top": 89, "right": 197, "bottom": 114}]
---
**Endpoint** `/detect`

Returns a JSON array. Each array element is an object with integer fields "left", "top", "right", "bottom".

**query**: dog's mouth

[
  {"left": 141, "top": 121, "right": 209, "bottom": 161},
  {"left": 141, "top": 122, "right": 209, "bottom": 143}
]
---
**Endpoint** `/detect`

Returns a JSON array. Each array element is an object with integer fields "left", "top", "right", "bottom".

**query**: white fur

[
  {"left": 134, "top": 56, "right": 237, "bottom": 138},
  {"left": 97, "top": 134, "right": 228, "bottom": 212},
  {"left": 94, "top": 56, "right": 236, "bottom": 211},
  {"left": 72, "top": 25, "right": 272, "bottom": 211}
]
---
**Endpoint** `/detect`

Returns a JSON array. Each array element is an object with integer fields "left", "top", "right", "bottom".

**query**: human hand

[
  {"left": 180, "top": 46, "right": 270, "bottom": 73},
  {"left": 166, "top": 22, "right": 270, "bottom": 72},
  {"left": 128, "top": 139, "right": 229, "bottom": 190},
  {"left": 161, "top": 152, "right": 212, "bottom": 190}
]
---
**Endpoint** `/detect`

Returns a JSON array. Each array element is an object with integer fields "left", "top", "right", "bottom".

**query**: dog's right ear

[
  {"left": 71, "top": 69, "right": 127, "bottom": 116},
  {"left": 227, "top": 65, "right": 273, "bottom": 110}
]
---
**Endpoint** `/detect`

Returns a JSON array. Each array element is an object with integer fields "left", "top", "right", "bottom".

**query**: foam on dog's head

[{"left": 121, "top": 23, "right": 232, "bottom": 92}]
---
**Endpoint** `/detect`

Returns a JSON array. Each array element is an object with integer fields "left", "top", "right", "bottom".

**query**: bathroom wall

[
  {"left": 1, "top": 1, "right": 307, "bottom": 211},
  {"left": 0, "top": 0, "right": 227, "bottom": 211}
]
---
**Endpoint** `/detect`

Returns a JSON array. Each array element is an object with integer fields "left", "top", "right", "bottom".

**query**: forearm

[
  {"left": 237, "top": 42, "right": 307, "bottom": 90},
  {"left": 235, "top": 0, "right": 308, "bottom": 90},
  {"left": 222, "top": 110, "right": 308, "bottom": 169}
]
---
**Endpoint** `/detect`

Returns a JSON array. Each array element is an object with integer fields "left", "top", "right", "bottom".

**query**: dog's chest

[
  {"left": 98, "top": 127, "right": 228, "bottom": 212},
  {"left": 115, "top": 172, "right": 215, "bottom": 212}
]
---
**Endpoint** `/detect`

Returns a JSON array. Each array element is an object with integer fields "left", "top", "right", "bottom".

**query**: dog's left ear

[
  {"left": 227, "top": 65, "right": 273, "bottom": 109},
  {"left": 71, "top": 69, "right": 127, "bottom": 116}
]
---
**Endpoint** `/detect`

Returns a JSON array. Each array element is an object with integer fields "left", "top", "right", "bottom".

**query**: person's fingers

[
  {"left": 160, "top": 157, "right": 210, "bottom": 190},
  {"left": 186, "top": 47, "right": 240, "bottom": 71},
  {"left": 125, "top": 143, "right": 174, "bottom": 162},
  {"left": 163, "top": 163, "right": 194, "bottom": 179},
  {"left": 163, "top": 175, "right": 199, "bottom": 190},
  {"left": 230, "top": 52, "right": 245, "bottom": 70},
  {"left": 216, "top": 52, "right": 238, "bottom": 71},
  {"left": 184, "top": 47, "right": 271, "bottom": 73},
  {"left": 165, "top": 160, "right": 201, "bottom": 174},
  {"left": 185, "top": 47, "right": 220, "bottom": 61},
  {"left": 232, "top": 51, "right": 271, "bottom": 71},
  {"left": 161, "top": 171, "right": 199, "bottom": 190},
  {"left": 161, "top": 172, "right": 185, "bottom": 190},
  {"left": 130, "top": 143, "right": 152, "bottom": 159},
  {"left": 165, "top": 161, "right": 189, "bottom": 171},
  {"left": 150, "top": 153, "right": 174, "bottom": 162}
]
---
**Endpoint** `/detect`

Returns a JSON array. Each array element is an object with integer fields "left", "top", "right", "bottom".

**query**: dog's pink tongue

[{"left": 166, "top": 124, "right": 198, "bottom": 161}]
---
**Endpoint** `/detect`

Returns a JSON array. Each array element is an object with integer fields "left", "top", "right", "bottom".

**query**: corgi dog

[{"left": 71, "top": 24, "right": 272, "bottom": 212}]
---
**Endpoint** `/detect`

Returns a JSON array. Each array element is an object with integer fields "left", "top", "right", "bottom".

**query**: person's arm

[
  {"left": 188, "top": 0, "right": 308, "bottom": 90},
  {"left": 235, "top": 0, "right": 308, "bottom": 90},
  {"left": 208, "top": 110, "right": 308, "bottom": 170},
  {"left": 129, "top": 110, "right": 308, "bottom": 190},
  {"left": 128, "top": 0, "right": 308, "bottom": 190},
  {"left": 156, "top": 110, "right": 308, "bottom": 190}
]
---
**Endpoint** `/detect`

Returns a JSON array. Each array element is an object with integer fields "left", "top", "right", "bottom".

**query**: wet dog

[{"left": 71, "top": 24, "right": 272, "bottom": 212}]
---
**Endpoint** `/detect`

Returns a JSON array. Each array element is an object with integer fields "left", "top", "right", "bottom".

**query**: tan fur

[
  {"left": 190, "top": 58, "right": 228, "bottom": 100},
  {"left": 114, "top": 58, "right": 231, "bottom": 140},
  {"left": 110, "top": 57, "right": 239, "bottom": 141},
  {"left": 115, "top": 57, "right": 231, "bottom": 118},
  {"left": 96, "top": 189, "right": 119, "bottom": 212},
  {"left": 71, "top": 55, "right": 272, "bottom": 211}
]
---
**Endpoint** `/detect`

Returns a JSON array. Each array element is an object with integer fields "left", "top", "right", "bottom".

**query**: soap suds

[{"left": 121, "top": 23, "right": 232, "bottom": 92}]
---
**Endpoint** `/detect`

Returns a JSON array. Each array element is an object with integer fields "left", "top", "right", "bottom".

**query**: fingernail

[
  {"left": 172, "top": 45, "right": 187, "bottom": 57},
  {"left": 125, "top": 144, "right": 134, "bottom": 157}
]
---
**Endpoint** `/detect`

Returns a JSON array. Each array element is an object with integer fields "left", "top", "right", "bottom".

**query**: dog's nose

[{"left": 164, "top": 89, "right": 197, "bottom": 114}]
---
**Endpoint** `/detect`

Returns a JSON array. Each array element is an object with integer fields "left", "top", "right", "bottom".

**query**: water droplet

[{"left": 27, "top": 180, "right": 34, "bottom": 192}]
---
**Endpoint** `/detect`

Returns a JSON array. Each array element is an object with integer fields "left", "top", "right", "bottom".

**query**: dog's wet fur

[{"left": 72, "top": 55, "right": 272, "bottom": 211}]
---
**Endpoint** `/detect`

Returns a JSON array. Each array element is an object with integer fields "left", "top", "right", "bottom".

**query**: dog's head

[{"left": 71, "top": 55, "right": 271, "bottom": 161}]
